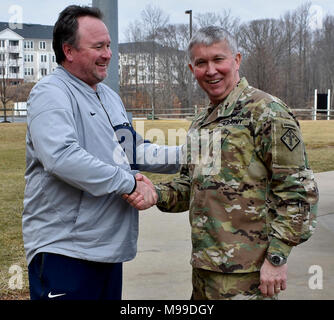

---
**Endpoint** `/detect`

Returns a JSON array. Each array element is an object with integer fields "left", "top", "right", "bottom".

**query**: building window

[
  {"left": 41, "top": 68, "right": 47, "bottom": 76},
  {"left": 0, "top": 40, "right": 5, "bottom": 48},
  {"left": 39, "top": 41, "right": 46, "bottom": 50},
  {"left": 40, "top": 55, "right": 47, "bottom": 62},
  {"left": 0, "top": 53, "right": 5, "bottom": 61},
  {"left": 52, "top": 55, "right": 56, "bottom": 63},
  {"left": 24, "top": 54, "right": 34, "bottom": 62},
  {"left": 24, "top": 67, "right": 34, "bottom": 76},
  {"left": 24, "top": 41, "right": 34, "bottom": 49},
  {"left": 9, "top": 66, "right": 19, "bottom": 74},
  {"left": 9, "top": 52, "right": 20, "bottom": 60},
  {"left": 9, "top": 40, "right": 19, "bottom": 47}
]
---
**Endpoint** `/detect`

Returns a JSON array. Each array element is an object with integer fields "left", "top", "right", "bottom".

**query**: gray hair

[{"left": 187, "top": 26, "right": 238, "bottom": 62}]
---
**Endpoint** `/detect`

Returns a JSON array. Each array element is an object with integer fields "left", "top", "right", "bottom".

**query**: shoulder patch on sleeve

[
  {"left": 272, "top": 118, "right": 305, "bottom": 168},
  {"left": 281, "top": 128, "right": 301, "bottom": 151}
]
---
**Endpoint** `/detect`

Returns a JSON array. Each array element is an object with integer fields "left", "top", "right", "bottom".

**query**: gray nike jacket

[{"left": 23, "top": 66, "right": 181, "bottom": 265}]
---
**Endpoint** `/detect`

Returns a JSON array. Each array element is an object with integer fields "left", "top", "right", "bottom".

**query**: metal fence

[
  {"left": 292, "top": 108, "right": 334, "bottom": 120},
  {"left": 125, "top": 106, "right": 334, "bottom": 121},
  {"left": 125, "top": 106, "right": 201, "bottom": 119},
  {"left": 0, "top": 108, "right": 27, "bottom": 122},
  {"left": 1, "top": 107, "right": 334, "bottom": 123}
]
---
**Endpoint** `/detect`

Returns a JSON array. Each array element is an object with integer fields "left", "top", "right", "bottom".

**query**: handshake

[{"left": 122, "top": 173, "right": 158, "bottom": 210}]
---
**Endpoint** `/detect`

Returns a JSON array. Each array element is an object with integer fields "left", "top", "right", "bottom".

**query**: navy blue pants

[{"left": 28, "top": 252, "right": 123, "bottom": 300}]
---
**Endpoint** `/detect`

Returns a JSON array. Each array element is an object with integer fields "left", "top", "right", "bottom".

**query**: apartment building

[
  {"left": 119, "top": 41, "right": 181, "bottom": 87},
  {"left": 0, "top": 22, "right": 57, "bottom": 83}
]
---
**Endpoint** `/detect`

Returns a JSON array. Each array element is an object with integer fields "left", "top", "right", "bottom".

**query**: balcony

[{"left": 8, "top": 46, "right": 20, "bottom": 53}]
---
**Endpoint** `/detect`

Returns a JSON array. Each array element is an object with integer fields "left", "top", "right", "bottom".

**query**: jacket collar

[{"left": 54, "top": 66, "right": 103, "bottom": 94}]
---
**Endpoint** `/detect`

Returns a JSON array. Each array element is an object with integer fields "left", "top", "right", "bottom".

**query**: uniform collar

[{"left": 201, "top": 77, "right": 249, "bottom": 127}]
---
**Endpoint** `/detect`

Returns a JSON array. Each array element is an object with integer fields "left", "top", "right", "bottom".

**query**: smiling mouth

[
  {"left": 207, "top": 79, "right": 221, "bottom": 84},
  {"left": 96, "top": 63, "right": 108, "bottom": 68}
]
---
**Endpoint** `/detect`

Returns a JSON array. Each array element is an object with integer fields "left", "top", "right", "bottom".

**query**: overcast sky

[{"left": 0, "top": 0, "right": 333, "bottom": 41}]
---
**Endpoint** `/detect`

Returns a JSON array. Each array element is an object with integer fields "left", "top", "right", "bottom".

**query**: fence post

[
  {"left": 328, "top": 89, "right": 331, "bottom": 120},
  {"left": 313, "top": 89, "right": 317, "bottom": 121},
  {"left": 194, "top": 105, "right": 197, "bottom": 116}
]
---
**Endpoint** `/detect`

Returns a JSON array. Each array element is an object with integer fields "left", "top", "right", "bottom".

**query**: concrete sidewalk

[{"left": 122, "top": 171, "right": 334, "bottom": 300}]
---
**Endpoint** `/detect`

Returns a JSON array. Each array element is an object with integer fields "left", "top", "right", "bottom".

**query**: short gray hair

[{"left": 187, "top": 26, "right": 238, "bottom": 62}]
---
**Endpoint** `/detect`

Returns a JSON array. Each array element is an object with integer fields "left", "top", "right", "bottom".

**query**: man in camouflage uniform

[{"left": 125, "top": 26, "right": 319, "bottom": 300}]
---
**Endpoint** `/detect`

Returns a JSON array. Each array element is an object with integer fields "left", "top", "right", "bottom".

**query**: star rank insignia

[{"left": 281, "top": 129, "right": 300, "bottom": 151}]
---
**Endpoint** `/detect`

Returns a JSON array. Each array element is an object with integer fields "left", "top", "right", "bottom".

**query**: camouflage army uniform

[{"left": 155, "top": 77, "right": 319, "bottom": 300}]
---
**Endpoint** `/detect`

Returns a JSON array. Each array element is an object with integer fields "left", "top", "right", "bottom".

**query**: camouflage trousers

[{"left": 192, "top": 268, "right": 278, "bottom": 300}]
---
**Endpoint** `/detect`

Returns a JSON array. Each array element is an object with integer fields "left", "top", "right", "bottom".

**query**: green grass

[
  {"left": 0, "top": 123, "right": 28, "bottom": 299},
  {"left": 299, "top": 121, "right": 334, "bottom": 173},
  {"left": 0, "top": 120, "right": 333, "bottom": 299}
]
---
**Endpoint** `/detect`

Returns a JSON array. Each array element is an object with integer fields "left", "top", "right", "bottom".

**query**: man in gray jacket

[{"left": 23, "top": 5, "right": 179, "bottom": 300}]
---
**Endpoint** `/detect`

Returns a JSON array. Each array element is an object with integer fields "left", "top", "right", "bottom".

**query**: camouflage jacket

[{"left": 156, "top": 77, "right": 319, "bottom": 273}]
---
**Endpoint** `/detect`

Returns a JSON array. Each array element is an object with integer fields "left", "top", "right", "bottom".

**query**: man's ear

[
  {"left": 235, "top": 52, "right": 242, "bottom": 71},
  {"left": 62, "top": 43, "right": 74, "bottom": 62}
]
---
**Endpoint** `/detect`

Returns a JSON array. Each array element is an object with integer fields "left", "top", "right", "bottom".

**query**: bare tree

[
  {"left": 120, "top": 3, "right": 334, "bottom": 117},
  {"left": 0, "top": 51, "right": 17, "bottom": 123},
  {"left": 322, "top": 16, "right": 334, "bottom": 99},
  {"left": 122, "top": 21, "right": 145, "bottom": 104},
  {"left": 157, "top": 24, "right": 193, "bottom": 110},
  {"left": 124, "top": 20, "right": 145, "bottom": 43},
  {"left": 195, "top": 12, "right": 220, "bottom": 28},
  {"left": 141, "top": 4, "right": 169, "bottom": 111},
  {"left": 195, "top": 9, "right": 240, "bottom": 36},
  {"left": 0, "top": 68, "right": 10, "bottom": 122},
  {"left": 311, "top": 15, "right": 334, "bottom": 104},
  {"left": 294, "top": 2, "right": 312, "bottom": 108},
  {"left": 238, "top": 19, "right": 285, "bottom": 96},
  {"left": 279, "top": 11, "right": 298, "bottom": 106}
]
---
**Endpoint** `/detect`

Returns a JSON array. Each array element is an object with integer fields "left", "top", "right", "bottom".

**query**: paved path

[{"left": 122, "top": 171, "right": 334, "bottom": 300}]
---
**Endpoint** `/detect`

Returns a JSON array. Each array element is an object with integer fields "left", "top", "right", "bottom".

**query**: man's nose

[
  {"left": 102, "top": 47, "right": 112, "bottom": 59},
  {"left": 206, "top": 61, "right": 217, "bottom": 75}
]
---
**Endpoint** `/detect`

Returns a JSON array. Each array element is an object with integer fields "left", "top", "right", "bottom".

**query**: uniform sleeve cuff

[
  {"left": 267, "top": 238, "right": 293, "bottom": 259},
  {"left": 155, "top": 185, "right": 162, "bottom": 202}
]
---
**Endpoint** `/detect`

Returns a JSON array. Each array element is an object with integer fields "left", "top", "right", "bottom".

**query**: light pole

[
  {"left": 92, "top": 0, "right": 119, "bottom": 93},
  {"left": 185, "top": 10, "right": 192, "bottom": 39},
  {"left": 185, "top": 10, "right": 193, "bottom": 112}
]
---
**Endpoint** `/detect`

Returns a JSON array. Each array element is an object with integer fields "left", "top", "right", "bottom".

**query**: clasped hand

[
  {"left": 122, "top": 173, "right": 157, "bottom": 210},
  {"left": 258, "top": 259, "right": 288, "bottom": 297}
]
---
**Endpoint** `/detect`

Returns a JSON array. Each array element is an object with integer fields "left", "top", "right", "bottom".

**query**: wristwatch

[{"left": 266, "top": 253, "right": 287, "bottom": 266}]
